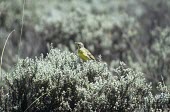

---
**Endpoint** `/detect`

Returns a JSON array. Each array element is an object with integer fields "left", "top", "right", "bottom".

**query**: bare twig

[{"left": 123, "top": 35, "right": 143, "bottom": 66}]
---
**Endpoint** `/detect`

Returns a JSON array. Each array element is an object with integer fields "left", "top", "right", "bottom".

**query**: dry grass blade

[
  {"left": 23, "top": 92, "right": 48, "bottom": 112},
  {"left": 17, "top": 0, "right": 26, "bottom": 61},
  {"left": 0, "top": 30, "right": 15, "bottom": 81}
]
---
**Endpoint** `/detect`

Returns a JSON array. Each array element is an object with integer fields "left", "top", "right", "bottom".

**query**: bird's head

[{"left": 75, "top": 42, "right": 84, "bottom": 49}]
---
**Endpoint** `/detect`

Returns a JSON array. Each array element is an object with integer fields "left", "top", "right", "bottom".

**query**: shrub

[
  {"left": 142, "top": 27, "right": 170, "bottom": 91},
  {"left": 0, "top": 48, "right": 169, "bottom": 112}
]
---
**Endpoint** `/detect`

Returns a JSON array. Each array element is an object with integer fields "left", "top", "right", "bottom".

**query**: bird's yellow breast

[
  {"left": 78, "top": 49, "right": 89, "bottom": 61},
  {"left": 78, "top": 48, "right": 91, "bottom": 61}
]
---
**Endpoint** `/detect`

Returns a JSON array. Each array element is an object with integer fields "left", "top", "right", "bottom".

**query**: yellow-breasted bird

[{"left": 75, "top": 42, "right": 95, "bottom": 61}]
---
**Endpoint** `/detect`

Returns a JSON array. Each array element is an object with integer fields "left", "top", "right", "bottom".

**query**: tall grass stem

[
  {"left": 0, "top": 30, "right": 15, "bottom": 81},
  {"left": 17, "top": 0, "right": 26, "bottom": 61}
]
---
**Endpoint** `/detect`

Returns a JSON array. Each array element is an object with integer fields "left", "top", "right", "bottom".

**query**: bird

[{"left": 75, "top": 42, "right": 95, "bottom": 61}]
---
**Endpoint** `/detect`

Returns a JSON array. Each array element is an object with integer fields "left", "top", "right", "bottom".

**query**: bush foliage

[{"left": 0, "top": 49, "right": 169, "bottom": 111}]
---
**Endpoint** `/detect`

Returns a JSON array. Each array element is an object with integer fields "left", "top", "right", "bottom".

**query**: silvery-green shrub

[{"left": 0, "top": 48, "right": 169, "bottom": 112}]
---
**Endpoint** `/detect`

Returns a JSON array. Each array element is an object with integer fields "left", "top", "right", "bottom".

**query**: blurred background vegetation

[{"left": 0, "top": 0, "right": 170, "bottom": 92}]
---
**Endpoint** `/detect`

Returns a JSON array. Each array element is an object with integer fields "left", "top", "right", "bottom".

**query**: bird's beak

[{"left": 75, "top": 42, "right": 78, "bottom": 44}]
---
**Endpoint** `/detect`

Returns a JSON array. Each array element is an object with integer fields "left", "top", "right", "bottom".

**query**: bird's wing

[{"left": 83, "top": 48, "right": 95, "bottom": 60}]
